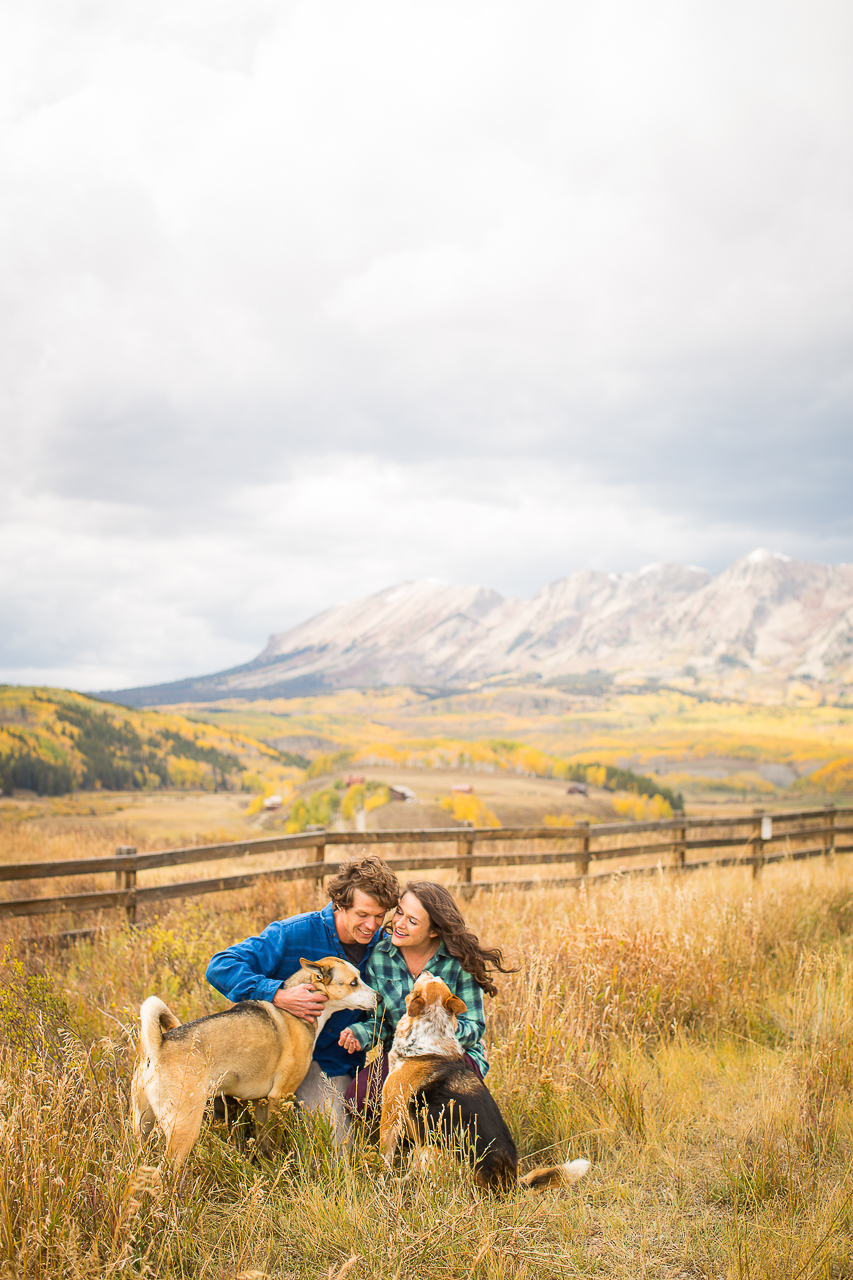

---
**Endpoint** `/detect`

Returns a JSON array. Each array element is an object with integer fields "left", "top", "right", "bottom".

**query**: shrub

[
  {"left": 439, "top": 793, "right": 500, "bottom": 827},
  {"left": 285, "top": 787, "right": 341, "bottom": 833},
  {"left": 612, "top": 794, "right": 673, "bottom": 821}
]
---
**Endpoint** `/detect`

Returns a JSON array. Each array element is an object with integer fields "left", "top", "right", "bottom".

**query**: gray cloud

[{"left": 1, "top": 0, "right": 852, "bottom": 687}]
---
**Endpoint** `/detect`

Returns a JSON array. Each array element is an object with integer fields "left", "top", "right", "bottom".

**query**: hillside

[
  {"left": 171, "top": 682, "right": 853, "bottom": 805},
  {"left": 3, "top": 679, "right": 852, "bottom": 829},
  {"left": 101, "top": 550, "right": 853, "bottom": 707},
  {"left": 0, "top": 686, "right": 304, "bottom": 797}
]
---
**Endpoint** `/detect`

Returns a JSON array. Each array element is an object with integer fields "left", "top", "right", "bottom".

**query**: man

[{"left": 206, "top": 853, "right": 399, "bottom": 1140}]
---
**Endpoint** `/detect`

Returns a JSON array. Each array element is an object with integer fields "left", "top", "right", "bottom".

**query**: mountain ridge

[{"left": 99, "top": 550, "right": 853, "bottom": 706}]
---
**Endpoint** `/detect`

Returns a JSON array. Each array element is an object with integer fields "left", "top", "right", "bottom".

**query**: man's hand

[
  {"left": 338, "top": 1027, "right": 361, "bottom": 1054},
  {"left": 273, "top": 982, "right": 328, "bottom": 1024}
]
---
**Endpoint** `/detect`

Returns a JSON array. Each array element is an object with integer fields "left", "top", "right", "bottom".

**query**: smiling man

[{"left": 206, "top": 854, "right": 399, "bottom": 1141}]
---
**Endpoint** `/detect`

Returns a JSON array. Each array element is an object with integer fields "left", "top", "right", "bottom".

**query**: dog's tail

[
  {"left": 139, "top": 996, "right": 181, "bottom": 1063},
  {"left": 519, "top": 1158, "right": 591, "bottom": 1190}
]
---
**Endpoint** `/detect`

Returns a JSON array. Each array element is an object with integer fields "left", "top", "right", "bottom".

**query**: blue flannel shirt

[
  {"left": 205, "top": 902, "right": 382, "bottom": 1078},
  {"left": 347, "top": 934, "right": 489, "bottom": 1076}
]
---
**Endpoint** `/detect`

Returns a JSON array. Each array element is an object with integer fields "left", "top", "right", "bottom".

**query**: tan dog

[
  {"left": 380, "top": 972, "right": 590, "bottom": 1192},
  {"left": 132, "top": 957, "right": 375, "bottom": 1167}
]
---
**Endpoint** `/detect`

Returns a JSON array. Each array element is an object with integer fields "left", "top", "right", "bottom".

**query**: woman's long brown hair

[{"left": 402, "top": 880, "right": 516, "bottom": 997}]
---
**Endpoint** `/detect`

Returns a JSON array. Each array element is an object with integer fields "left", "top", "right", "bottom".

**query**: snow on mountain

[
  {"left": 440, "top": 562, "right": 711, "bottom": 681},
  {"left": 662, "top": 552, "right": 853, "bottom": 676},
  {"left": 103, "top": 552, "right": 853, "bottom": 705},
  {"left": 249, "top": 580, "right": 512, "bottom": 689}
]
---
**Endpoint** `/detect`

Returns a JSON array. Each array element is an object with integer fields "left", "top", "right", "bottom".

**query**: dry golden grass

[{"left": 2, "top": 843, "right": 853, "bottom": 1278}]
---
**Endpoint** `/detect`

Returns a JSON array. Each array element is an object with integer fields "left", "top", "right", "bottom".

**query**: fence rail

[{"left": 0, "top": 805, "right": 849, "bottom": 923}]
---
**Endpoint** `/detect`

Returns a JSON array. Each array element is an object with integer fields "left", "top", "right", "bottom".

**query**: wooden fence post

[
  {"left": 672, "top": 822, "right": 686, "bottom": 872},
  {"left": 115, "top": 845, "right": 137, "bottom": 924},
  {"left": 752, "top": 811, "right": 765, "bottom": 880},
  {"left": 824, "top": 804, "right": 836, "bottom": 857},
  {"left": 457, "top": 827, "right": 475, "bottom": 895},
  {"left": 576, "top": 824, "right": 590, "bottom": 879},
  {"left": 311, "top": 832, "right": 326, "bottom": 893}
]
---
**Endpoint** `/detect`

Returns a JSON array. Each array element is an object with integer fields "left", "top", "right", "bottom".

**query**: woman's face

[{"left": 390, "top": 891, "right": 438, "bottom": 950}]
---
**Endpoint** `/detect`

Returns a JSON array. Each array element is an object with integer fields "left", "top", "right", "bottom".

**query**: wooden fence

[{"left": 0, "top": 805, "right": 850, "bottom": 926}]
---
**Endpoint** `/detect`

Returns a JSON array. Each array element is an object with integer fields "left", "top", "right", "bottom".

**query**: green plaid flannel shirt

[{"left": 349, "top": 934, "right": 489, "bottom": 1076}]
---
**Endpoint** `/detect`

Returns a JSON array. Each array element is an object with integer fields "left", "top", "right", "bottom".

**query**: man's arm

[{"left": 206, "top": 920, "right": 301, "bottom": 1005}]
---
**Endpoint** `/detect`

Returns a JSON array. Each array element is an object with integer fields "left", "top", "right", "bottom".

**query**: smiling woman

[{"left": 340, "top": 880, "right": 517, "bottom": 1122}]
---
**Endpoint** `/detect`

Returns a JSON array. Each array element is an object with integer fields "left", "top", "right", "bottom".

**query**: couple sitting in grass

[{"left": 206, "top": 854, "right": 512, "bottom": 1142}]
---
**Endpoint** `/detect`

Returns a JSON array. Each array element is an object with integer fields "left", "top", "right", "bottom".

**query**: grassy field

[
  {"left": 5, "top": 683, "right": 853, "bottom": 822},
  {"left": 175, "top": 684, "right": 853, "bottom": 809},
  {"left": 173, "top": 682, "right": 853, "bottom": 768},
  {"left": 2, "top": 813, "right": 853, "bottom": 1279}
]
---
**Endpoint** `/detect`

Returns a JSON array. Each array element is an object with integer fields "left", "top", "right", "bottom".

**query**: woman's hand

[{"left": 338, "top": 1027, "right": 361, "bottom": 1054}]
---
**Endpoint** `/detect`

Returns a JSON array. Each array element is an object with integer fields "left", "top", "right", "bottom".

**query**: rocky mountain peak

[{"left": 102, "top": 551, "right": 853, "bottom": 705}]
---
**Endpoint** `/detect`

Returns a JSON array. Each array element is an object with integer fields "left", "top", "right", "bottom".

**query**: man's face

[{"left": 334, "top": 889, "right": 388, "bottom": 946}]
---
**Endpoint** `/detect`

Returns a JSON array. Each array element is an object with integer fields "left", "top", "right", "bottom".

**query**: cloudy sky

[{"left": 2, "top": 0, "right": 852, "bottom": 692}]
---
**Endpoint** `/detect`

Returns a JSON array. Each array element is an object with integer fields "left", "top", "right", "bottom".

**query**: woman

[{"left": 339, "top": 880, "right": 513, "bottom": 1119}]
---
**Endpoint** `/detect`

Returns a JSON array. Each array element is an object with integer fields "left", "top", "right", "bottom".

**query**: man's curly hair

[{"left": 326, "top": 854, "right": 400, "bottom": 912}]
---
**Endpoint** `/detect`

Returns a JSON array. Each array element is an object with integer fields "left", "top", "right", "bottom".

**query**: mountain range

[{"left": 101, "top": 550, "right": 853, "bottom": 706}]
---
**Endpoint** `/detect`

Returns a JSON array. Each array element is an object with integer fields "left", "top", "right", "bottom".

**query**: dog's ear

[
  {"left": 300, "top": 959, "right": 332, "bottom": 985},
  {"left": 443, "top": 993, "right": 467, "bottom": 1016},
  {"left": 406, "top": 993, "right": 426, "bottom": 1017}
]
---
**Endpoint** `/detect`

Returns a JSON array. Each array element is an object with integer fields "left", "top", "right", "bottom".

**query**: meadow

[
  {"left": 5, "top": 683, "right": 853, "bottom": 828},
  {"left": 2, "top": 813, "right": 853, "bottom": 1279},
  {"left": 176, "top": 683, "right": 853, "bottom": 809}
]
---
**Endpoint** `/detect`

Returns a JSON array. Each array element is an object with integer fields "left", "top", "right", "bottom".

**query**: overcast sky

[{"left": 2, "top": 0, "right": 852, "bottom": 692}]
